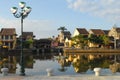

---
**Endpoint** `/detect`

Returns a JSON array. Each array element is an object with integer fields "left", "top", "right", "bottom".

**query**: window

[
  {"left": 2, "top": 35, "right": 4, "bottom": 39},
  {"left": 10, "top": 35, "right": 13, "bottom": 39},
  {"left": 5, "top": 35, "right": 9, "bottom": 40}
]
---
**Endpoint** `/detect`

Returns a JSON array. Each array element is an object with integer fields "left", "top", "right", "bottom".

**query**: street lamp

[{"left": 11, "top": 2, "right": 32, "bottom": 76}]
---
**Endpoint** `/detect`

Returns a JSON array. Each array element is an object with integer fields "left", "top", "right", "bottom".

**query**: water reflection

[
  {"left": 57, "top": 54, "right": 120, "bottom": 73},
  {"left": 0, "top": 55, "right": 34, "bottom": 73},
  {"left": 0, "top": 53, "right": 75, "bottom": 75},
  {"left": 0, "top": 51, "right": 120, "bottom": 75},
  {"left": 57, "top": 56, "right": 71, "bottom": 72}
]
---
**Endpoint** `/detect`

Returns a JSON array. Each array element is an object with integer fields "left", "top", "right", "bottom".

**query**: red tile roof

[
  {"left": 76, "top": 28, "right": 89, "bottom": 35},
  {"left": 22, "top": 32, "right": 33, "bottom": 37},
  {"left": 0, "top": 28, "right": 16, "bottom": 35},
  {"left": 90, "top": 29, "right": 105, "bottom": 35}
]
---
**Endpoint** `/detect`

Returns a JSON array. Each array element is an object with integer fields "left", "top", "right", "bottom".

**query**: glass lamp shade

[
  {"left": 19, "top": 2, "right": 26, "bottom": 8},
  {"left": 24, "top": 6, "right": 32, "bottom": 14},
  {"left": 11, "top": 7, "right": 18, "bottom": 14}
]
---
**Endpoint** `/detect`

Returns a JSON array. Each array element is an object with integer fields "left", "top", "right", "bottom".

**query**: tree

[
  {"left": 72, "top": 34, "right": 88, "bottom": 48},
  {"left": 88, "top": 34, "right": 110, "bottom": 48},
  {"left": 57, "top": 26, "right": 67, "bottom": 32},
  {"left": 100, "top": 35, "right": 109, "bottom": 46},
  {"left": 88, "top": 34, "right": 103, "bottom": 44},
  {"left": 23, "top": 39, "right": 33, "bottom": 48}
]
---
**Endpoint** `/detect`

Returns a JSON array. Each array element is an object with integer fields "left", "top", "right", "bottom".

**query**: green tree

[
  {"left": 72, "top": 34, "right": 88, "bottom": 48},
  {"left": 88, "top": 34, "right": 102, "bottom": 44},
  {"left": 23, "top": 39, "right": 33, "bottom": 48},
  {"left": 101, "top": 35, "right": 109, "bottom": 46},
  {"left": 57, "top": 26, "right": 67, "bottom": 32},
  {"left": 89, "top": 34, "right": 97, "bottom": 43}
]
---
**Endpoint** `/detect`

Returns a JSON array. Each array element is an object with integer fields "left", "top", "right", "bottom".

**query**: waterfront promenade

[
  {"left": 1, "top": 73, "right": 120, "bottom": 80},
  {"left": 64, "top": 48, "right": 120, "bottom": 55}
]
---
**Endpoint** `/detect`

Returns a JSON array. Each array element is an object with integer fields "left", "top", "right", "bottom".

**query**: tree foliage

[
  {"left": 57, "top": 26, "right": 67, "bottom": 32},
  {"left": 72, "top": 34, "right": 88, "bottom": 48}
]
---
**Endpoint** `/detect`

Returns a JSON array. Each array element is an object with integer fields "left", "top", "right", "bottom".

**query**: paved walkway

[
  {"left": 22, "top": 75, "right": 120, "bottom": 80},
  {"left": 0, "top": 69, "right": 120, "bottom": 80},
  {"left": 0, "top": 74, "right": 120, "bottom": 80},
  {"left": 0, "top": 74, "right": 24, "bottom": 80}
]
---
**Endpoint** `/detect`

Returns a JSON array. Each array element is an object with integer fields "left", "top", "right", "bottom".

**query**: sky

[{"left": 0, "top": 0, "right": 120, "bottom": 39}]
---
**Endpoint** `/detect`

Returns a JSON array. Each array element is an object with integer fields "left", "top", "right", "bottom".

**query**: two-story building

[
  {"left": 73, "top": 28, "right": 89, "bottom": 37},
  {"left": 108, "top": 27, "right": 120, "bottom": 48},
  {"left": 89, "top": 29, "right": 105, "bottom": 36},
  {"left": 58, "top": 31, "right": 71, "bottom": 44},
  {"left": 0, "top": 28, "right": 17, "bottom": 49},
  {"left": 65, "top": 28, "right": 89, "bottom": 48}
]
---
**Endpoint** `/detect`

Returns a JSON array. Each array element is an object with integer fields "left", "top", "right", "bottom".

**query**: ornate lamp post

[{"left": 10, "top": 2, "right": 32, "bottom": 76}]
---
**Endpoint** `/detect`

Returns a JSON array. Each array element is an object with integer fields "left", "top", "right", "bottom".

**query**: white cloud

[
  {"left": 66, "top": 0, "right": 120, "bottom": 23},
  {"left": 0, "top": 17, "right": 58, "bottom": 39}
]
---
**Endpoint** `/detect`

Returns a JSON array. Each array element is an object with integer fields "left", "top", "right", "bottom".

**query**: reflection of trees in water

[
  {"left": 72, "top": 55, "right": 89, "bottom": 73},
  {"left": 57, "top": 56, "right": 71, "bottom": 72},
  {"left": 58, "top": 65, "right": 67, "bottom": 72},
  {"left": 61, "top": 55, "right": 120, "bottom": 73},
  {"left": 88, "top": 55, "right": 111, "bottom": 69}
]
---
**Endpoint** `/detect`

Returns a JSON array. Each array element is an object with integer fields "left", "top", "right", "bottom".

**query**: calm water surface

[{"left": 16, "top": 60, "right": 77, "bottom": 76}]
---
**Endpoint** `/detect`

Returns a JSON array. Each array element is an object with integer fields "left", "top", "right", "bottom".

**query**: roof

[
  {"left": 103, "top": 30, "right": 109, "bottom": 35},
  {"left": 22, "top": 32, "right": 33, "bottom": 37},
  {"left": 90, "top": 29, "right": 105, "bottom": 35},
  {"left": 37, "top": 38, "right": 52, "bottom": 43},
  {"left": 76, "top": 28, "right": 89, "bottom": 35},
  {"left": 0, "top": 28, "right": 16, "bottom": 35}
]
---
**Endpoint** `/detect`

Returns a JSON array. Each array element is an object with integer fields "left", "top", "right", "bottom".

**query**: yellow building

[{"left": 0, "top": 28, "right": 17, "bottom": 49}]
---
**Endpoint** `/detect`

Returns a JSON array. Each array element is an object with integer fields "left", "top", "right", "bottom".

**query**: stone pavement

[
  {"left": 0, "top": 74, "right": 120, "bottom": 80},
  {"left": 22, "top": 74, "right": 120, "bottom": 80},
  {"left": 0, "top": 74, "right": 24, "bottom": 80}
]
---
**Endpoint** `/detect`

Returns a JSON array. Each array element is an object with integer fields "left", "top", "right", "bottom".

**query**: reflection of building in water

[
  {"left": 24, "top": 56, "right": 34, "bottom": 68},
  {"left": 57, "top": 56, "right": 71, "bottom": 72},
  {"left": 8, "top": 56, "right": 17, "bottom": 73},
  {"left": 0, "top": 55, "right": 34, "bottom": 73}
]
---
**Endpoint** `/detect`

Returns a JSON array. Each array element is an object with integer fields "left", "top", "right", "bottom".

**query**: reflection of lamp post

[
  {"left": 114, "top": 36, "right": 118, "bottom": 63},
  {"left": 114, "top": 36, "right": 117, "bottom": 63},
  {"left": 114, "top": 38, "right": 117, "bottom": 49},
  {"left": 11, "top": 2, "right": 32, "bottom": 76}
]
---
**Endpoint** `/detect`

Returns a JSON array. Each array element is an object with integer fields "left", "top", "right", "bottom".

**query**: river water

[{"left": 15, "top": 59, "right": 77, "bottom": 76}]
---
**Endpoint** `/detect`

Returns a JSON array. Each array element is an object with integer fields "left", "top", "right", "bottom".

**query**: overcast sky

[{"left": 0, "top": 0, "right": 120, "bottom": 39}]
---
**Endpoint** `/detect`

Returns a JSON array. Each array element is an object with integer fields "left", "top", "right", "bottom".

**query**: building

[
  {"left": 64, "top": 37, "right": 72, "bottom": 47},
  {"left": 108, "top": 27, "right": 120, "bottom": 39},
  {"left": 58, "top": 31, "right": 71, "bottom": 43},
  {"left": 22, "top": 32, "right": 34, "bottom": 40},
  {"left": 35, "top": 39, "right": 52, "bottom": 48},
  {"left": 73, "top": 28, "right": 89, "bottom": 37},
  {"left": 108, "top": 27, "right": 120, "bottom": 48},
  {"left": 19, "top": 32, "right": 35, "bottom": 49},
  {"left": 88, "top": 29, "right": 105, "bottom": 48},
  {"left": 0, "top": 28, "right": 17, "bottom": 49},
  {"left": 89, "top": 29, "right": 105, "bottom": 36}
]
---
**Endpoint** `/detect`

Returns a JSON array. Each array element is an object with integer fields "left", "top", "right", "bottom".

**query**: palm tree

[{"left": 57, "top": 26, "right": 67, "bottom": 32}]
